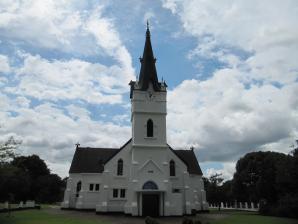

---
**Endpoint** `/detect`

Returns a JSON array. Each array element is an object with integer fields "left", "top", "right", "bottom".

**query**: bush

[
  {"left": 145, "top": 216, "right": 159, "bottom": 224},
  {"left": 276, "top": 194, "right": 298, "bottom": 218},
  {"left": 259, "top": 195, "right": 298, "bottom": 219},
  {"left": 182, "top": 217, "right": 193, "bottom": 224}
]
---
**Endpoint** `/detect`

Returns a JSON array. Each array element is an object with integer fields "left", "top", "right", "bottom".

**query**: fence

[
  {"left": 209, "top": 201, "right": 259, "bottom": 211},
  {"left": 0, "top": 200, "right": 40, "bottom": 213}
]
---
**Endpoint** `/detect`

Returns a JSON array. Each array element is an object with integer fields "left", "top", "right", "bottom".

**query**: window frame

[
  {"left": 170, "top": 160, "right": 176, "bottom": 177},
  {"left": 117, "top": 159, "right": 123, "bottom": 176},
  {"left": 120, "top": 189, "right": 126, "bottom": 198},
  {"left": 147, "top": 119, "right": 154, "bottom": 137},
  {"left": 113, "top": 189, "right": 118, "bottom": 198}
]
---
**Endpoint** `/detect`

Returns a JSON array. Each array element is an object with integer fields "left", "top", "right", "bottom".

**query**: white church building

[{"left": 61, "top": 26, "right": 208, "bottom": 216}]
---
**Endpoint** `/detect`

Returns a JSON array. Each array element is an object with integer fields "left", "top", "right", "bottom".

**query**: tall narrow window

[
  {"left": 76, "top": 181, "right": 82, "bottom": 197},
  {"left": 120, "top": 189, "right": 126, "bottom": 198},
  {"left": 147, "top": 119, "right": 153, "bottom": 137},
  {"left": 113, "top": 189, "right": 118, "bottom": 198},
  {"left": 117, "top": 159, "right": 123, "bottom": 176},
  {"left": 170, "top": 160, "right": 175, "bottom": 176}
]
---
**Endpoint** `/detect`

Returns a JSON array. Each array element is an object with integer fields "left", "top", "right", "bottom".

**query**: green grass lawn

[
  {"left": 208, "top": 210, "right": 297, "bottom": 224},
  {"left": 0, "top": 208, "right": 297, "bottom": 224},
  {"left": 0, "top": 209, "right": 106, "bottom": 224}
]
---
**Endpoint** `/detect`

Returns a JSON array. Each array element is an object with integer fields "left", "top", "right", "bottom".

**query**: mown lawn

[
  {"left": 0, "top": 208, "right": 297, "bottom": 224},
  {"left": 208, "top": 210, "right": 297, "bottom": 224},
  {"left": 0, "top": 209, "right": 106, "bottom": 224}
]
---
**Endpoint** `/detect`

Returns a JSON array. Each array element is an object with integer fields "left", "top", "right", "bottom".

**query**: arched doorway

[{"left": 142, "top": 181, "right": 159, "bottom": 217}]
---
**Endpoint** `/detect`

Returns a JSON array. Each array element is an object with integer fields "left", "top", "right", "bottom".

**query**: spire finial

[{"left": 146, "top": 20, "right": 150, "bottom": 37}]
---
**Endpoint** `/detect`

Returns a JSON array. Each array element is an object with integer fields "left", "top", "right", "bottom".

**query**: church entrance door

[{"left": 142, "top": 194, "right": 159, "bottom": 217}]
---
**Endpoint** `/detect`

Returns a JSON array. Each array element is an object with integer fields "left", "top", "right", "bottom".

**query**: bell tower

[{"left": 129, "top": 23, "right": 167, "bottom": 148}]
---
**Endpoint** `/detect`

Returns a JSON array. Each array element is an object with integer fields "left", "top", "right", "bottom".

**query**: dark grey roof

[
  {"left": 69, "top": 139, "right": 131, "bottom": 174},
  {"left": 69, "top": 139, "right": 202, "bottom": 175},
  {"left": 173, "top": 149, "right": 203, "bottom": 175}
]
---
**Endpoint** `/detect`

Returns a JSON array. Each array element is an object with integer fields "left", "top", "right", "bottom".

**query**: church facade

[{"left": 61, "top": 27, "right": 208, "bottom": 216}]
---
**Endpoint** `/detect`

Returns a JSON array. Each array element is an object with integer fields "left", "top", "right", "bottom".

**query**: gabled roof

[
  {"left": 69, "top": 139, "right": 131, "bottom": 174},
  {"left": 69, "top": 139, "right": 202, "bottom": 175},
  {"left": 174, "top": 149, "right": 203, "bottom": 175}
]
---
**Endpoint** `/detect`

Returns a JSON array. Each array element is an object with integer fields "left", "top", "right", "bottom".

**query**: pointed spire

[{"left": 138, "top": 21, "right": 161, "bottom": 91}]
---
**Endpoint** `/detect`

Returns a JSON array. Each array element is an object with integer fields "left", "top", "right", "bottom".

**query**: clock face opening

[{"left": 147, "top": 91, "right": 155, "bottom": 100}]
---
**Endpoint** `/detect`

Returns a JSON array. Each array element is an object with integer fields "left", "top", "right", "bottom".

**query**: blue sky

[{"left": 0, "top": 0, "right": 297, "bottom": 179}]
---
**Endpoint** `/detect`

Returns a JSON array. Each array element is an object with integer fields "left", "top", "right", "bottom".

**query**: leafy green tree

[
  {"left": 204, "top": 173, "right": 224, "bottom": 209},
  {"left": 35, "top": 174, "right": 63, "bottom": 203},
  {"left": 0, "top": 136, "right": 21, "bottom": 163},
  {"left": 12, "top": 155, "right": 50, "bottom": 177},
  {"left": 232, "top": 151, "right": 286, "bottom": 203},
  {"left": 232, "top": 149, "right": 298, "bottom": 218}
]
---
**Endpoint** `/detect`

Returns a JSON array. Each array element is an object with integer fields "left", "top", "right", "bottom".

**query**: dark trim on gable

[
  {"left": 168, "top": 144, "right": 203, "bottom": 175},
  {"left": 104, "top": 138, "right": 132, "bottom": 164},
  {"left": 168, "top": 144, "right": 189, "bottom": 168}
]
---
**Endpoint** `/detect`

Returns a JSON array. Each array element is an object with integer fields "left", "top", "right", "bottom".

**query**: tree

[
  {"left": 232, "top": 151, "right": 286, "bottom": 203},
  {"left": 12, "top": 154, "right": 50, "bottom": 177},
  {"left": 232, "top": 150, "right": 298, "bottom": 218},
  {"left": 0, "top": 136, "right": 21, "bottom": 163},
  {"left": 11, "top": 155, "right": 51, "bottom": 201},
  {"left": 35, "top": 174, "right": 63, "bottom": 203},
  {"left": 204, "top": 173, "right": 224, "bottom": 210},
  {"left": 0, "top": 154, "right": 65, "bottom": 203}
]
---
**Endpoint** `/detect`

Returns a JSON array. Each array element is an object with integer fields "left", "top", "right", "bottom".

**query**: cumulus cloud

[
  {"left": 163, "top": 0, "right": 298, "bottom": 84},
  {"left": 205, "top": 162, "right": 236, "bottom": 180},
  {"left": 3, "top": 53, "right": 132, "bottom": 104},
  {"left": 164, "top": 0, "right": 298, "bottom": 166},
  {"left": 0, "top": 54, "right": 10, "bottom": 73},
  {"left": 0, "top": 1, "right": 135, "bottom": 177},
  {"left": 0, "top": 100, "right": 131, "bottom": 177},
  {"left": 0, "top": 0, "right": 134, "bottom": 80}
]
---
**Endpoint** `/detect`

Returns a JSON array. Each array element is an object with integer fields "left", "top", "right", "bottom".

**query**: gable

[
  {"left": 169, "top": 145, "right": 203, "bottom": 175},
  {"left": 69, "top": 139, "right": 131, "bottom": 174},
  {"left": 139, "top": 159, "right": 163, "bottom": 174}
]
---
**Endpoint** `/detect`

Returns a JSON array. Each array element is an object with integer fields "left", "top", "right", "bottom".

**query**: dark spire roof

[{"left": 138, "top": 23, "right": 161, "bottom": 91}]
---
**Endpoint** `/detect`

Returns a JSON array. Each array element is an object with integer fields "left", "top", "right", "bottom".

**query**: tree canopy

[
  {"left": 0, "top": 154, "right": 65, "bottom": 203},
  {"left": 0, "top": 136, "right": 21, "bottom": 163}
]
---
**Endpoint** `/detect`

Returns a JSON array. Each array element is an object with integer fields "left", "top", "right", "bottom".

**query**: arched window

[
  {"left": 147, "top": 119, "right": 153, "bottom": 137},
  {"left": 143, "top": 181, "right": 158, "bottom": 190},
  {"left": 170, "top": 160, "right": 175, "bottom": 176},
  {"left": 76, "top": 181, "right": 82, "bottom": 197},
  {"left": 117, "top": 159, "right": 123, "bottom": 176}
]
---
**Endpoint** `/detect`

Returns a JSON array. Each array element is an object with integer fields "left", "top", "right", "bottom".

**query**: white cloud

[
  {"left": 163, "top": 0, "right": 298, "bottom": 170},
  {"left": 0, "top": 0, "right": 134, "bottom": 80},
  {"left": 0, "top": 1, "right": 137, "bottom": 177},
  {"left": 163, "top": 0, "right": 298, "bottom": 84},
  {"left": 167, "top": 71, "right": 298, "bottom": 162},
  {"left": 0, "top": 100, "right": 131, "bottom": 177},
  {"left": 0, "top": 54, "right": 10, "bottom": 73},
  {"left": 205, "top": 162, "right": 235, "bottom": 180},
  {"left": 3, "top": 53, "right": 132, "bottom": 104}
]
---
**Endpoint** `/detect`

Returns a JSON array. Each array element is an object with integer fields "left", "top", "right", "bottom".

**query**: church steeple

[{"left": 138, "top": 22, "right": 161, "bottom": 91}]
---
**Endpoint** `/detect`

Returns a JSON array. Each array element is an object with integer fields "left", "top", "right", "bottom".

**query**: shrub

[
  {"left": 194, "top": 220, "right": 202, "bottom": 224},
  {"left": 145, "top": 216, "right": 159, "bottom": 224},
  {"left": 182, "top": 217, "right": 193, "bottom": 224}
]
